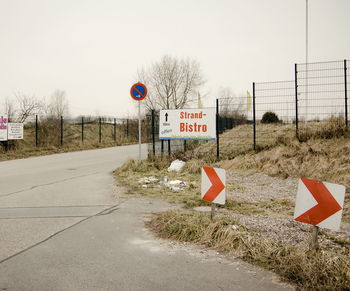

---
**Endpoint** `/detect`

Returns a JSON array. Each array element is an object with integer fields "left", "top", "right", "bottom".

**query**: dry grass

[
  {"left": 219, "top": 137, "right": 350, "bottom": 224},
  {"left": 192, "top": 119, "right": 349, "bottom": 161},
  {"left": 193, "top": 121, "right": 350, "bottom": 223},
  {"left": 115, "top": 159, "right": 299, "bottom": 214},
  {"left": 115, "top": 158, "right": 211, "bottom": 208},
  {"left": 220, "top": 137, "right": 350, "bottom": 187},
  {"left": 148, "top": 210, "right": 350, "bottom": 290},
  {"left": 298, "top": 116, "right": 348, "bottom": 141},
  {"left": 0, "top": 122, "right": 137, "bottom": 161},
  {"left": 115, "top": 120, "right": 350, "bottom": 289}
]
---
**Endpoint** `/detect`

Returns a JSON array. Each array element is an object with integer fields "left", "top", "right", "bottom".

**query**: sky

[{"left": 0, "top": 0, "right": 349, "bottom": 118}]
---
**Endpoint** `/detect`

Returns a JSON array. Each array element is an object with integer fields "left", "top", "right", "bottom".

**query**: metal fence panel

[
  {"left": 254, "top": 80, "right": 296, "bottom": 149},
  {"left": 296, "top": 60, "right": 348, "bottom": 138},
  {"left": 217, "top": 96, "right": 254, "bottom": 158}
]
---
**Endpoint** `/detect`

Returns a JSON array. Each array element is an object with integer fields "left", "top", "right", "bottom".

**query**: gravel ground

[
  {"left": 223, "top": 170, "right": 350, "bottom": 251},
  {"left": 226, "top": 170, "right": 298, "bottom": 203}
]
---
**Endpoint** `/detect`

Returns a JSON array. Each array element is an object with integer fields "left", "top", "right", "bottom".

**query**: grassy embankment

[
  {"left": 0, "top": 122, "right": 138, "bottom": 161},
  {"left": 115, "top": 122, "right": 350, "bottom": 290}
]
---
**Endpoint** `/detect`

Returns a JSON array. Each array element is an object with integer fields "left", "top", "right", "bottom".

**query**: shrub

[{"left": 261, "top": 111, "right": 279, "bottom": 124}]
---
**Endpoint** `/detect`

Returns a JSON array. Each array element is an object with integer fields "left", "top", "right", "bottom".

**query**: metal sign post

[
  {"left": 211, "top": 204, "right": 216, "bottom": 221},
  {"left": 138, "top": 101, "right": 141, "bottom": 160},
  {"left": 310, "top": 225, "right": 319, "bottom": 251},
  {"left": 130, "top": 82, "right": 148, "bottom": 161}
]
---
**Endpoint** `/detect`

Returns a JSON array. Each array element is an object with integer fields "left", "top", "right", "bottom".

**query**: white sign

[
  {"left": 0, "top": 116, "right": 8, "bottom": 141},
  {"left": 201, "top": 167, "right": 226, "bottom": 205},
  {"left": 294, "top": 178, "right": 345, "bottom": 231},
  {"left": 8, "top": 123, "right": 24, "bottom": 140},
  {"left": 159, "top": 108, "right": 216, "bottom": 140}
]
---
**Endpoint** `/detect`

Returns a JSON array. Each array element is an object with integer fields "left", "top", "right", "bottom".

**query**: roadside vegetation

[
  {"left": 1, "top": 91, "right": 141, "bottom": 161},
  {"left": 115, "top": 121, "right": 350, "bottom": 290},
  {"left": 0, "top": 121, "right": 139, "bottom": 161}
]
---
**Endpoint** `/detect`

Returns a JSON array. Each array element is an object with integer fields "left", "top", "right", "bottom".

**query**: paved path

[{"left": 0, "top": 145, "right": 293, "bottom": 290}]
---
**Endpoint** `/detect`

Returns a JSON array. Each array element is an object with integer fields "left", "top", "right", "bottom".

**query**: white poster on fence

[
  {"left": 0, "top": 116, "right": 8, "bottom": 141},
  {"left": 8, "top": 123, "right": 24, "bottom": 140},
  {"left": 159, "top": 108, "right": 216, "bottom": 140}
]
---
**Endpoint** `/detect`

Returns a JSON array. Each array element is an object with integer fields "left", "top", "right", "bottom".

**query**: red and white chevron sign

[
  {"left": 201, "top": 167, "right": 226, "bottom": 205},
  {"left": 294, "top": 178, "right": 345, "bottom": 231}
]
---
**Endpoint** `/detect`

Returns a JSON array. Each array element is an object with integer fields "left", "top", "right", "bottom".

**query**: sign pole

[
  {"left": 130, "top": 82, "right": 148, "bottom": 161},
  {"left": 211, "top": 204, "right": 216, "bottom": 221},
  {"left": 138, "top": 101, "right": 141, "bottom": 161},
  {"left": 310, "top": 225, "right": 319, "bottom": 251}
]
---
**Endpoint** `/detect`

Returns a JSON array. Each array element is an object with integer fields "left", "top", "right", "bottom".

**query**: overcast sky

[{"left": 1, "top": 0, "right": 349, "bottom": 118}]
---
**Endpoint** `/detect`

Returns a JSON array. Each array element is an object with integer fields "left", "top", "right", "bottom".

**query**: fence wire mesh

[
  {"left": 254, "top": 80, "right": 296, "bottom": 149},
  {"left": 218, "top": 97, "right": 253, "bottom": 158},
  {"left": 4, "top": 60, "right": 348, "bottom": 158},
  {"left": 296, "top": 60, "right": 349, "bottom": 138},
  {"left": 1, "top": 115, "right": 140, "bottom": 151}
]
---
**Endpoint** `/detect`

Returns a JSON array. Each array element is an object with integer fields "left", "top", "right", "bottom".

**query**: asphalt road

[{"left": 0, "top": 145, "right": 293, "bottom": 290}]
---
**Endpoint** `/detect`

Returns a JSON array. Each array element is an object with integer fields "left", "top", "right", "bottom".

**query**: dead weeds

[
  {"left": 147, "top": 210, "right": 350, "bottom": 290},
  {"left": 115, "top": 122, "right": 350, "bottom": 290}
]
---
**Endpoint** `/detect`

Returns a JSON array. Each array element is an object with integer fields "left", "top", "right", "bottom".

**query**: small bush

[{"left": 261, "top": 112, "right": 280, "bottom": 124}]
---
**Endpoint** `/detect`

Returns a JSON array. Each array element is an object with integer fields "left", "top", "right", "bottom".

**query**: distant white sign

[
  {"left": 8, "top": 123, "right": 24, "bottom": 140},
  {"left": 159, "top": 108, "right": 216, "bottom": 140},
  {"left": 0, "top": 116, "right": 8, "bottom": 141}
]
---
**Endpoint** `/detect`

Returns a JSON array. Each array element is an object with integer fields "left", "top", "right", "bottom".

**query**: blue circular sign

[{"left": 130, "top": 83, "right": 147, "bottom": 101}]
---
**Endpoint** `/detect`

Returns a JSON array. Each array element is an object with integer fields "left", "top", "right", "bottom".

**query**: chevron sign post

[
  {"left": 201, "top": 167, "right": 226, "bottom": 205},
  {"left": 294, "top": 178, "right": 345, "bottom": 231}
]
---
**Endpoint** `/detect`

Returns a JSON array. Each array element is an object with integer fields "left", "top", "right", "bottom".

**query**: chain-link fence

[
  {"left": 217, "top": 97, "right": 253, "bottom": 158},
  {"left": 254, "top": 80, "right": 296, "bottom": 149},
  {"left": 1, "top": 115, "right": 142, "bottom": 151},
  {"left": 146, "top": 104, "right": 250, "bottom": 160},
  {"left": 4, "top": 60, "right": 347, "bottom": 158},
  {"left": 296, "top": 60, "right": 349, "bottom": 139},
  {"left": 147, "top": 60, "right": 349, "bottom": 160}
]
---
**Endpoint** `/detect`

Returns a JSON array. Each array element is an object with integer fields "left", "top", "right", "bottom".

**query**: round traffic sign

[{"left": 130, "top": 82, "right": 147, "bottom": 101}]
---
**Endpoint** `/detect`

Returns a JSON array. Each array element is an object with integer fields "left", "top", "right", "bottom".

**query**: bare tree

[
  {"left": 3, "top": 98, "right": 17, "bottom": 121},
  {"left": 137, "top": 55, "right": 204, "bottom": 110},
  {"left": 15, "top": 92, "right": 43, "bottom": 123},
  {"left": 48, "top": 89, "right": 69, "bottom": 119},
  {"left": 217, "top": 87, "right": 246, "bottom": 120}
]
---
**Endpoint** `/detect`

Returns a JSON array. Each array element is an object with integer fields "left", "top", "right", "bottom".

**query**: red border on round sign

[{"left": 130, "top": 82, "right": 147, "bottom": 101}]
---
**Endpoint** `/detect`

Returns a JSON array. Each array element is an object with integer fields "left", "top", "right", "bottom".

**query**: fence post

[
  {"left": 6, "top": 117, "right": 10, "bottom": 151},
  {"left": 127, "top": 119, "right": 130, "bottom": 137},
  {"left": 60, "top": 116, "right": 63, "bottom": 146},
  {"left": 114, "top": 118, "right": 117, "bottom": 141},
  {"left": 295, "top": 63, "right": 299, "bottom": 140},
  {"left": 99, "top": 117, "right": 102, "bottom": 143},
  {"left": 81, "top": 116, "right": 84, "bottom": 143},
  {"left": 168, "top": 140, "right": 171, "bottom": 159},
  {"left": 152, "top": 110, "right": 156, "bottom": 156},
  {"left": 35, "top": 115, "right": 38, "bottom": 147},
  {"left": 345, "top": 60, "right": 348, "bottom": 131},
  {"left": 253, "top": 83, "right": 256, "bottom": 151},
  {"left": 216, "top": 99, "right": 219, "bottom": 160}
]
